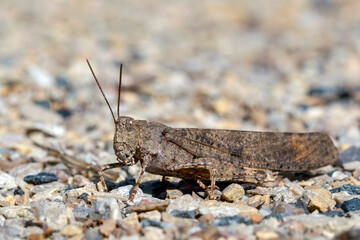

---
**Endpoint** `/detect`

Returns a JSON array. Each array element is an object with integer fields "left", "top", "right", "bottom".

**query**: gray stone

[
  {"left": 110, "top": 185, "right": 144, "bottom": 202},
  {"left": 9, "top": 163, "right": 43, "bottom": 179},
  {"left": 73, "top": 206, "right": 90, "bottom": 221},
  {"left": 339, "top": 147, "right": 360, "bottom": 170},
  {"left": 89, "top": 197, "right": 122, "bottom": 221},
  {"left": 84, "top": 227, "right": 103, "bottom": 240},
  {"left": 30, "top": 199, "right": 75, "bottom": 229},
  {"left": 330, "top": 185, "right": 360, "bottom": 195},
  {"left": 0, "top": 173, "right": 17, "bottom": 190},
  {"left": 166, "top": 194, "right": 200, "bottom": 214},
  {"left": 30, "top": 182, "right": 65, "bottom": 201},
  {"left": 0, "top": 206, "right": 34, "bottom": 220},
  {"left": 222, "top": 183, "right": 245, "bottom": 202}
]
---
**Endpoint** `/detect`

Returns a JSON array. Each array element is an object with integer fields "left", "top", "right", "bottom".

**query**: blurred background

[{"left": 1, "top": 0, "right": 360, "bottom": 158}]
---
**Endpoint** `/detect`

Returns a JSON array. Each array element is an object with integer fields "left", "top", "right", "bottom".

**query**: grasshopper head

[
  {"left": 87, "top": 60, "right": 139, "bottom": 166},
  {"left": 113, "top": 116, "right": 140, "bottom": 166}
]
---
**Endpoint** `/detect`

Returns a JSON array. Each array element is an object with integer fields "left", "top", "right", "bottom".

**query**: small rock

[
  {"left": 340, "top": 198, "right": 360, "bottom": 212},
  {"left": 73, "top": 206, "right": 90, "bottom": 221},
  {"left": 222, "top": 183, "right": 245, "bottom": 202},
  {"left": 99, "top": 219, "right": 116, "bottom": 237},
  {"left": 30, "top": 182, "right": 65, "bottom": 201},
  {"left": 89, "top": 197, "right": 122, "bottom": 221},
  {"left": 30, "top": 199, "right": 75, "bottom": 228},
  {"left": 24, "top": 226, "right": 43, "bottom": 238},
  {"left": 290, "top": 200, "right": 309, "bottom": 214},
  {"left": 330, "top": 185, "right": 360, "bottom": 195},
  {"left": 302, "top": 189, "right": 336, "bottom": 213},
  {"left": 264, "top": 213, "right": 285, "bottom": 221},
  {"left": 273, "top": 186, "right": 299, "bottom": 203},
  {"left": 271, "top": 202, "right": 305, "bottom": 216},
  {"left": 338, "top": 146, "right": 360, "bottom": 170},
  {"left": 161, "top": 212, "right": 197, "bottom": 228},
  {"left": 142, "top": 226, "right": 166, "bottom": 240},
  {"left": 169, "top": 209, "right": 196, "bottom": 219},
  {"left": 0, "top": 206, "right": 34, "bottom": 220},
  {"left": 199, "top": 200, "right": 259, "bottom": 218},
  {"left": 166, "top": 189, "right": 183, "bottom": 199},
  {"left": 138, "top": 210, "right": 162, "bottom": 221},
  {"left": 4, "top": 195, "right": 16, "bottom": 206},
  {"left": 140, "top": 219, "right": 174, "bottom": 229},
  {"left": 166, "top": 194, "right": 200, "bottom": 214},
  {"left": 9, "top": 163, "right": 43, "bottom": 179},
  {"left": 0, "top": 201, "right": 10, "bottom": 207},
  {"left": 212, "top": 215, "right": 252, "bottom": 226},
  {"left": 14, "top": 188, "right": 24, "bottom": 196},
  {"left": 247, "top": 195, "right": 265, "bottom": 208},
  {"left": 331, "top": 171, "right": 350, "bottom": 181},
  {"left": 256, "top": 231, "right": 279, "bottom": 240},
  {"left": 332, "top": 191, "right": 359, "bottom": 203},
  {"left": 109, "top": 185, "right": 143, "bottom": 202},
  {"left": 60, "top": 225, "right": 83, "bottom": 237},
  {"left": 122, "top": 212, "right": 141, "bottom": 232},
  {"left": 320, "top": 210, "right": 345, "bottom": 217},
  {"left": 84, "top": 227, "right": 102, "bottom": 240},
  {"left": 0, "top": 173, "right": 17, "bottom": 189},
  {"left": 130, "top": 199, "right": 169, "bottom": 213},
  {"left": 24, "top": 172, "right": 58, "bottom": 185},
  {"left": 285, "top": 182, "right": 305, "bottom": 196},
  {"left": 71, "top": 175, "right": 91, "bottom": 188}
]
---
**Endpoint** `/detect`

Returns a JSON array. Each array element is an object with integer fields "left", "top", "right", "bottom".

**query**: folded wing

[{"left": 163, "top": 128, "right": 338, "bottom": 171}]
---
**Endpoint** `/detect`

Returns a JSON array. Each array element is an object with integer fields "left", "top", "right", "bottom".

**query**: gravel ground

[{"left": 1, "top": 1, "right": 360, "bottom": 239}]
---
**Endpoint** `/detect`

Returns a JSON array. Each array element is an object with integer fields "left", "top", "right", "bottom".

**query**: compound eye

[{"left": 125, "top": 119, "right": 134, "bottom": 132}]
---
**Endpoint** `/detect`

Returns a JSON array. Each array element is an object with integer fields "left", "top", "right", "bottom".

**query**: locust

[{"left": 86, "top": 59, "right": 338, "bottom": 202}]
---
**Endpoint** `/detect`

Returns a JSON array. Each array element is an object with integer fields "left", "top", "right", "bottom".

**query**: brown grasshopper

[{"left": 86, "top": 59, "right": 338, "bottom": 202}]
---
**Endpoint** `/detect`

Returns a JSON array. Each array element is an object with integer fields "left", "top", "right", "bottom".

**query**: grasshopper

[{"left": 86, "top": 59, "right": 338, "bottom": 202}]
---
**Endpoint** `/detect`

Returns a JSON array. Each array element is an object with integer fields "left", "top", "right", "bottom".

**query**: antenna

[
  {"left": 86, "top": 59, "right": 117, "bottom": 123},
  {"left": 117, "top": 64, "right": 122, "bottom": 120}
]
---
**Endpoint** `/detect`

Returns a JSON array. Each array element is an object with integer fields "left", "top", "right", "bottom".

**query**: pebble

[
  {"left": 320, "top": 210, "right": 345, "bottom": 217},
  {"left": 222, "top": 183, "right": 245, "bottom": 202},
  {"left": 24, "top": 172, "right": 58, "bottom": 185},
  {"left": 271, "top": 202, "right": 305, "bottom": 216},
  {"left": 9, "top": 163, "right": 43, "bottom": 179},
  {"left": 0, "top": 173, "right": 17, "bottom": 190},
  {"left": 142, "top": 226, "right": 166, "bottom": 240},
  {"left": 109, "top": 185, "right": 144, "bottom": 202},
  {"left": 272, "top": 186, "right": 299, "bottom": 203},
  {"left": 84, "top": 227, "right": 103, "bottom": 240},
  {"left": 14, "top": 188, "right": 24, "bottom": 196},
  {"left": 169, "top": 209, "right": 196, "bottom": 219},
  {"left": 73, "top": 206, "right": 90, "bottom": 221},
  {"left": 121, "top": 212, "right": 141, "bottom": 232},
  {"left": 198, "top": 201, "right": 258, "bottom": 218},
  {"left": 138, "top": 210, "right": 162, "bottom": 221},
  {"left": 140, "top": 219, "right": 175, "bottom": 229},
  {"left": 339, "top": 147, "right": 360, "bottom": 170},
  {"left": 212, "top": 215, "right": 252, "bottom": 226},
  {"left": 30, "top": 199, "right": 75, "bottom": 228},
  {"left": 246, "top": 195, "right": 266, "bottom": 208},
  {"left": 166, "top": 194, "right": 200, "bottom": 214},
  {"left": 256, "top": 231, "right": 279, "bottom": 240},
  {"left": 30, "top": 182, "right": 65, "bottom": 201},
  {"left": 330, "top": 185, "right": 360, "bottom": 195},
  {"left": 302, "top": 189, "right": 336, "bottom": 213},
  {"left": 60, "top": 225, "right": 83, "bottom": 237},
  {"left": 89, "top": 197, "right": 122, "bottom": 221},
  {"left": 0, "top": 206, "right": 34, "bottom": 220},
  {"left": 340, "top": 198, "right": 360, "bottom": 213},
  {"left": 166, "top": 189, "right": 183, "bottom": 199},
  {"left": 71, "top": 174, "right": 91, "bottom": 188},
  {"left": 99, "top": 219, "right": 116, "bottom": 237}
]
